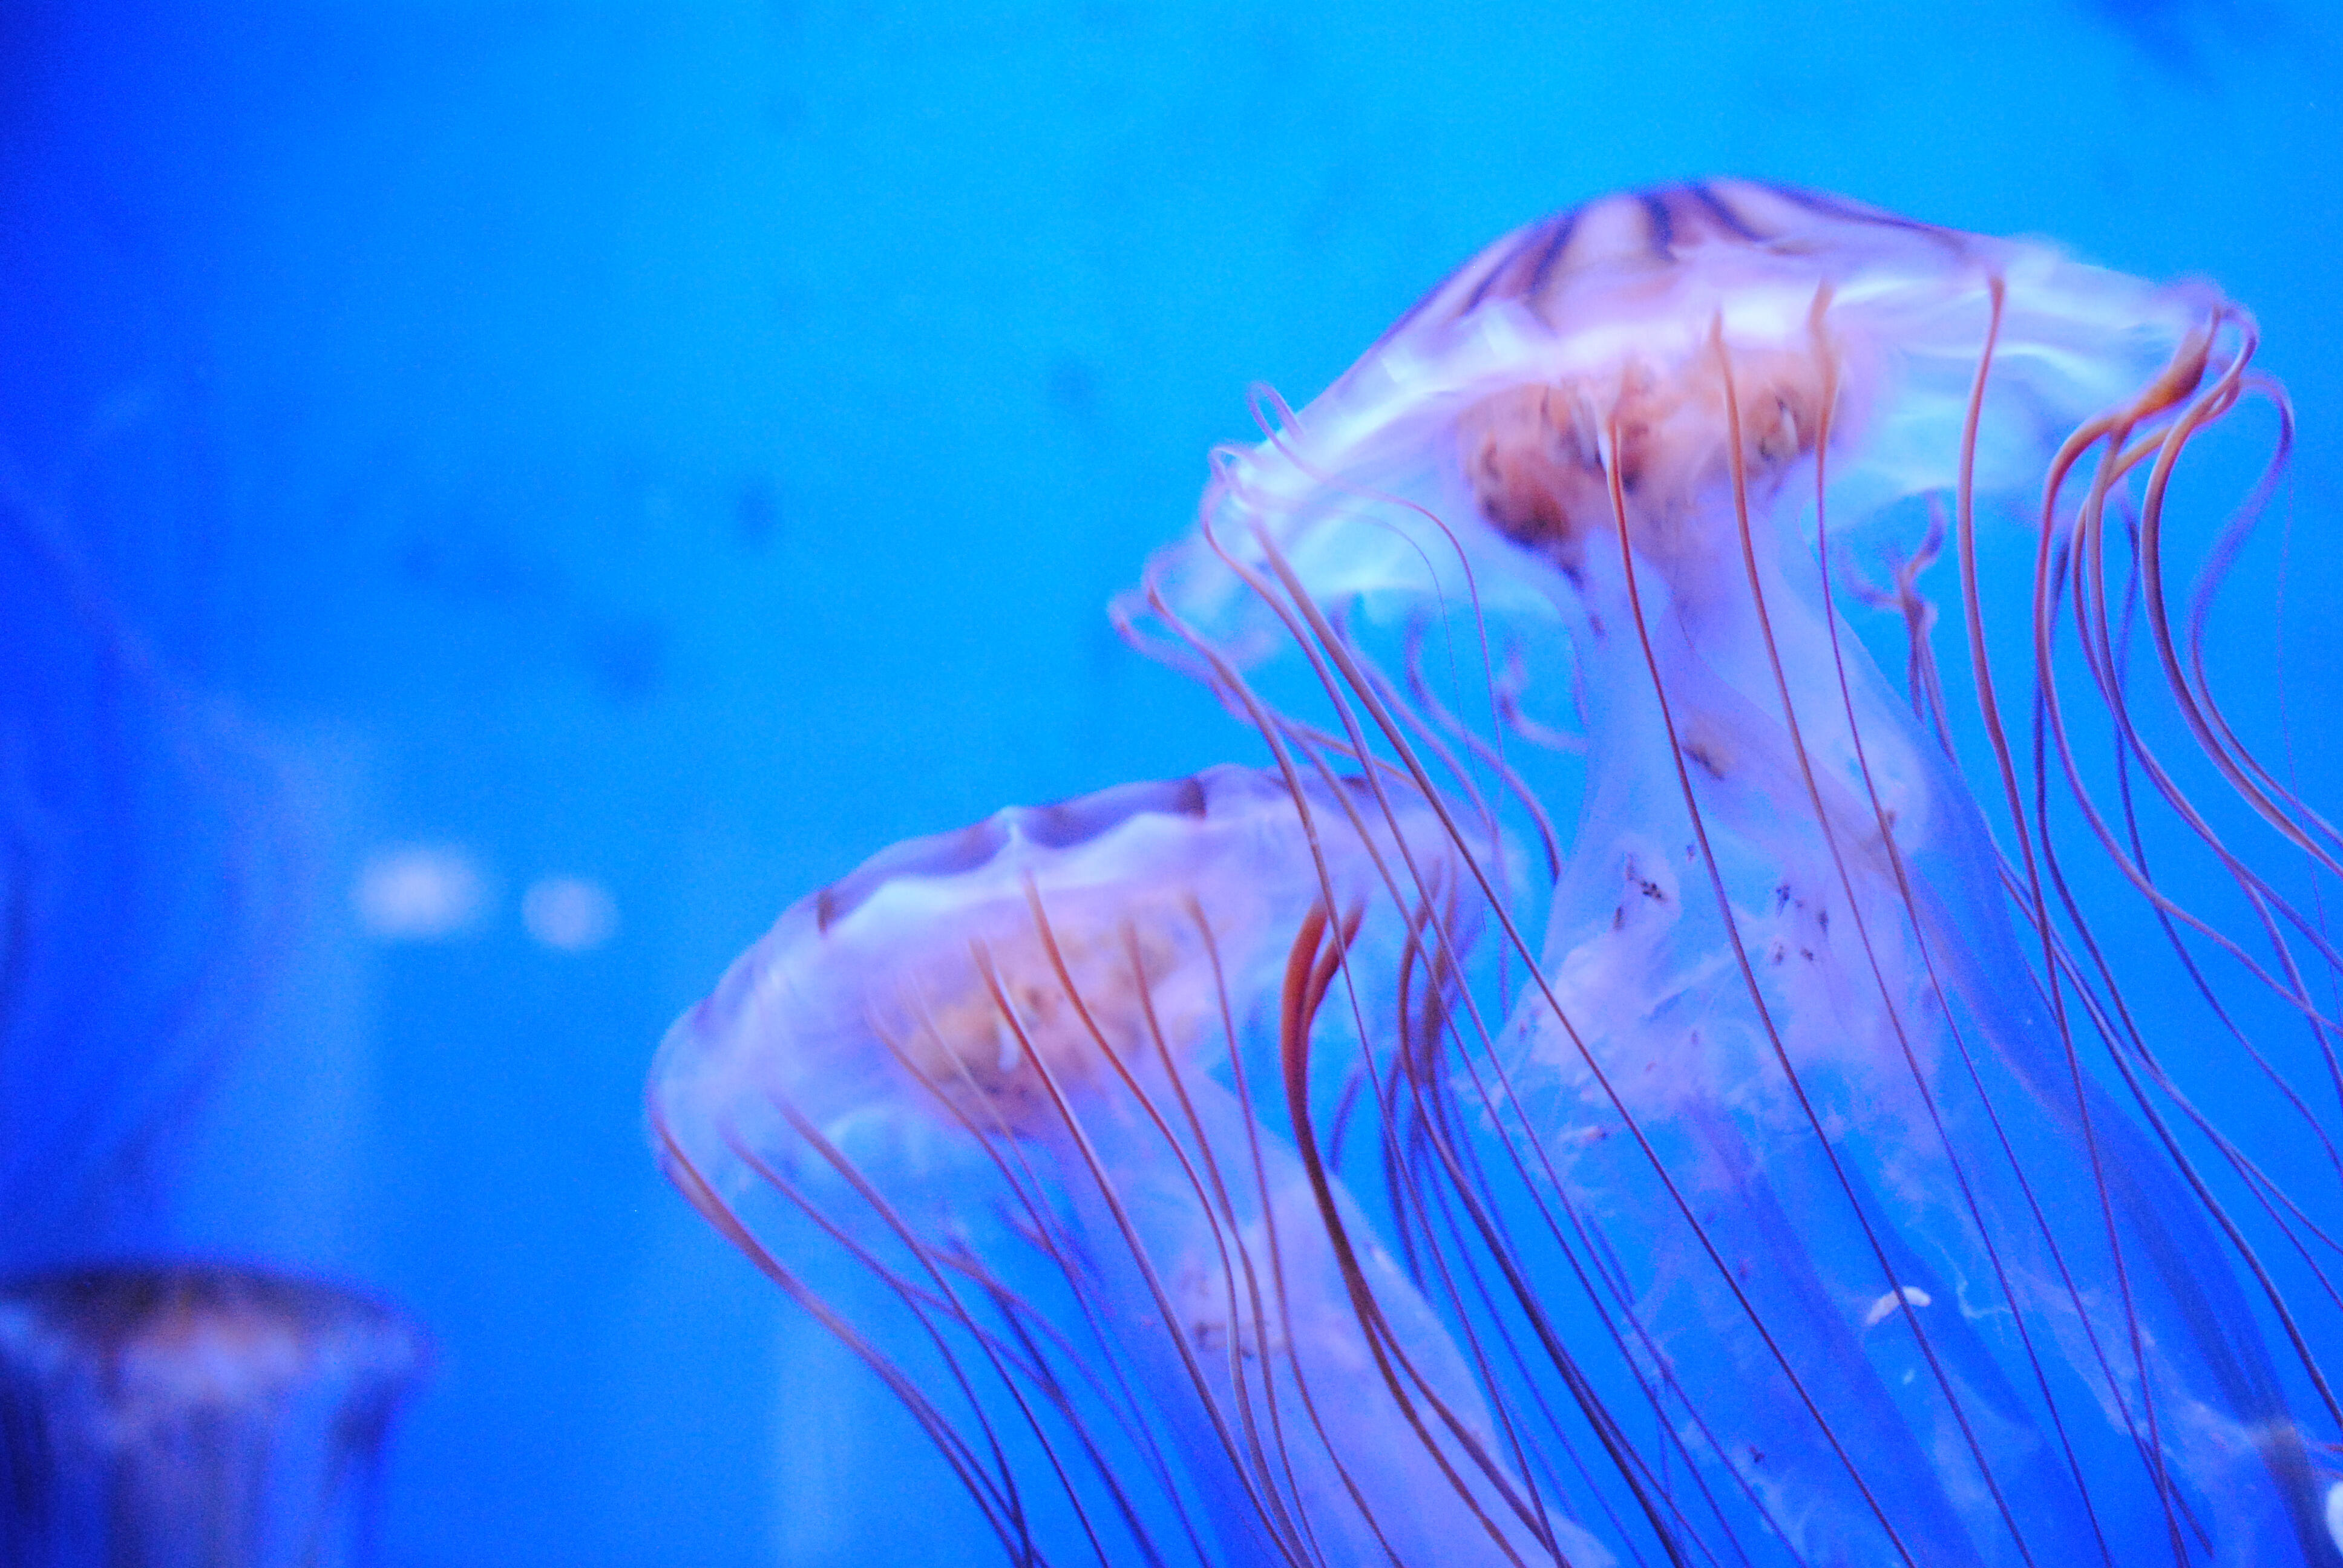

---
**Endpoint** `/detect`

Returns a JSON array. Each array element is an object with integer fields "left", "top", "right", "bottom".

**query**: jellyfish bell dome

[
  {"left": 1145, "top": 179, "right": 2232, "bottom": 641},
  {"left": 649, "top": 763, "right": 1474, "bottom": 1200}
]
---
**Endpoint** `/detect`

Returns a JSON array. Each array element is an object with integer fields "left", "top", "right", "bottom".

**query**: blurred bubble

[
  {"left": 522, "top": 876, "right": 618, "bottom": 953},
  {"left": 352, "top": 846, "right": 489, "bottom": 941}
]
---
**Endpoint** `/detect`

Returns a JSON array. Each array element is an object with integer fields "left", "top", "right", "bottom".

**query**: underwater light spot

[
  {"left": 523, "top": 876, "right": 618, "bottom": 952},
  {"left": 353, "top": 846, "right": 488, "bottom": 941}
]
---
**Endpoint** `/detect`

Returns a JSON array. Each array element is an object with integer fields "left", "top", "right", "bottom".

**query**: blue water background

[{"left": 2, "top": 2, "right": 2338, "bottom": 1563}]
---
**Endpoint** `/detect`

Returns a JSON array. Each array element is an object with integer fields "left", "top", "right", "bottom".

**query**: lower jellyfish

[
  {"left": 656, "top": 182, "right": 2343, "bottom": 1567},
  {"left": 0, "top": 1263, "right": 428, "bottom": 1568},
  {"left": 650, "top": 765, "right": 1618, "bottom": 1566}
]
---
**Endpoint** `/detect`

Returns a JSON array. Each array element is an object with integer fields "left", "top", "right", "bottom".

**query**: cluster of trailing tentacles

[{"left": 654, "top": 181, "right": 2343, "bottom": 1567}]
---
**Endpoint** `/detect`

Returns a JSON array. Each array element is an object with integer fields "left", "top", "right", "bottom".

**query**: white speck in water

[
  {"left": 353, "top": 846, "right": 488, "bottom": 941},
  {"left": 1862, "top": 1285, "right": 1933, "bottom": 1330},
  {"left": 523, "top": 876, "right": 619, "bottom": 952},
  {"left": 2325, "top": 1479, "right": 2343, "bottom": 1553}
]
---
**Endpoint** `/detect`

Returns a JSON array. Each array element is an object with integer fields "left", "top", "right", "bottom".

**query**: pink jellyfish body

[
  {"left": 1126, "top": 181, "right": 2339, "bottom": 1565},
  {"left": 649, "top": 766, "right": 1614, "bottom": 1567}
]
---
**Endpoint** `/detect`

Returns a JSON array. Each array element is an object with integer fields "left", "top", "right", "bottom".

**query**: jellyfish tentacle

[
  {"left": 1277, "top": 901, "right": 1587, "bottom": 1567},
  {"left": 1401, "top": 614, "right": 1567, "bottom": 883},
  {"left": 2111, "top": 396, "right": 2343, "bottom": 1148},
  {"left": 889, "top": 999, "right": 1242, "bottom": 1568},
  {"left": 1254, "top": 740, "right": 1630, "bottom": 1563},
  {"left": 1801, "top": 301, "right": 2133, "bottom": 1563},
  {"left": 1941, "top": 280, "right": 2215, "bottom": 1556},
  {"left": 1283, "top": 708, "right": 1770, "bottom": 1563},
  {"left": 1598, "top": 396, "right": 2005, "bottom": 1568},
  {"left": 2038, "top": 376, "right": 2343, "bottom": 1047},
  {"left": 755, "top": 1033, "right": 1237, "bottom": 1568},
  {"left": 2036, "top": 897, "right": 2343, "bottom": 1434},
  {"left": 2031, "top": 540, "right": 2343, "bottom": 1425},
  {"left": 2176, "top": 377, "right": 2343, "bottom": 868},
  {"left": 1706, "top": 315, "right": 2127, "bottom": 1568},
  {"left": 2132, "top": 323, "right": 2343, "bottom": 876},
  {"left": 2097, "top": 596, "right": 2343, "bottom": 1194},
  {"left": 1368, "top": 917, "right": 1750, "bottom": 1565},
  {"left": 1219, "top": 506, "right": 1939, "bottom": 1563},
  {"left": 2016, "top": 353, "right": 2343, "bottom": 1495},
  {"left": 968, "top": 913, "right": 1319, "bottom": 1566},
  {"left": 1151, "top": 593, "right": 1746, "bottom": 1561},
  {"left": 653, "top": 1118, "right": 1050, "bottom": 1560},
  {"left": 1938, "top": 382, "right": 2340, "bottom": 1557},
  {"left": 747, "top": 1142, "right": 1079, "bottom": 1560}
]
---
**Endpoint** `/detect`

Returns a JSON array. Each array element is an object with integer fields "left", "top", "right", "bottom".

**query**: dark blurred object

[
  {"left": 2081, "top": 0, "right": 2253, "bottom": 79},
  {"left": 0, "top": 1263, "right": 427, "bottom": 1567}
]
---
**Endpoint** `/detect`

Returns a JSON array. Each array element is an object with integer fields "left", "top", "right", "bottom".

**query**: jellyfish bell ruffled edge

[
  {"left": 1126, "top": 179, "right": 2233, "bottom": 655},
  {"left": 648, "top": 762, "right": 1485, "bottom": 1210}
]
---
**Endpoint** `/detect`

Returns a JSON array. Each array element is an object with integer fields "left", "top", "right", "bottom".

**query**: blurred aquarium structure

[{"left": 0, "top": 0, "right": 2335, "bottom": 1563}]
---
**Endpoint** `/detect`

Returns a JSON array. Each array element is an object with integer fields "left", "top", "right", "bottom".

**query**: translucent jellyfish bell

[
  {"left": 0, "top": 1264, "right": 427, "bottom": 1568},
  {"left": 655, "top": 769, "right": 1424, "bottom": 1166},
  {"left": 649, "top": 765, "right": 1613, "bottom": 1567},
  {"left": 1127, "top": 183, "right": 2339, "bottom": 1566},
  {"left": 1149, "top": 180, "right": 2222, "bottom": 636}
]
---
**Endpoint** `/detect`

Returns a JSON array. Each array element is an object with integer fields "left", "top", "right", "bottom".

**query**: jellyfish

[
  {"left": 1115, "top": 180, "right": 2343, "bottom": 1564},
  {"left": 0, "top": 1262, "right": 428, "bottom": 1567},
  {"left": 650, "top": 764, "right": 1633, "bottom": 1566}
]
